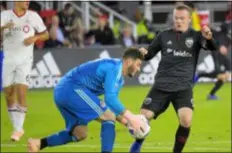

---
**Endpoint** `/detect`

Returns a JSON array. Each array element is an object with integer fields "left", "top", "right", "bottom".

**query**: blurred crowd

[{"left": 0, "top": 1, "right": 231, "bottom": 50}]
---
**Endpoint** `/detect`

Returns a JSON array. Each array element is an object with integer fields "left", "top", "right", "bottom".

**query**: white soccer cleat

[
  {"left": 28, "top": 138, "right": 41, "bottom": 153},
  {"left": 11, "top": 130, "right": 24, "bottom": 141}
]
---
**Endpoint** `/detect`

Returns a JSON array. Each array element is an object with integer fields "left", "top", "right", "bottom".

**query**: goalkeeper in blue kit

[{"left": 28, "top": 47, "right": 145, "bottom": 152}]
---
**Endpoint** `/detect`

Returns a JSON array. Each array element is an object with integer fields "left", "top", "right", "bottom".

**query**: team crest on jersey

[
  {"left": 185, "top": 38, "right": 194, "bottom": 48},
  {"left": 23, "top": 25, "right": 30, "bottom": 33}
]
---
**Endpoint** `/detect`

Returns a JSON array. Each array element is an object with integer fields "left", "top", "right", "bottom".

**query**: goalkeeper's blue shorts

[
  {"left": 0, "top": 50, "right": 3, "bottom": 91},
  {"left": 54, "top": 84, "right": 108, "bottom": 132}
]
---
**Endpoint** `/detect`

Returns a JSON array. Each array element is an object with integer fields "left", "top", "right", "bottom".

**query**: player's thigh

[
  {"left": 217, "top": 72, "right": 229, "bottom": 81},
  {"left": 15, "top": 60, "right": 32, "bottom": 86},
  {"left": 141, "top": 86, "right": 171, "bottom": 120},
  {"left": 55, "top": 87, "right": 108, "bottom": 131},
  {"left": 2, "top": 59, "right": 16, "bottom": 88},
  {"left": 172, "top": 88, "right": 193, "bottom": 127}
]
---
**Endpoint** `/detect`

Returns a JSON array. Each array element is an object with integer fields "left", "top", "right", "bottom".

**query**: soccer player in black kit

[
  {"left": 130, "top": 4, "right": 218, "bottom": 153},
  {"left": 195, "top": 21, "right": 231, "bottom": 100}
]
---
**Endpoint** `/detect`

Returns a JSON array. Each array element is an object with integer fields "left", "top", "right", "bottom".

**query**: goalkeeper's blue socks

[
  {"left": 0, "top": 50, "right": 3, "bottom": 91},
  {"left": 101, "top": 120, "right": 115, "bottom": 152},
  {"left": 40, "top": 130, "right": 78, "bottom": 149},
  {"left": 130, "top": 139, "right": 145, "bottom": 153}
]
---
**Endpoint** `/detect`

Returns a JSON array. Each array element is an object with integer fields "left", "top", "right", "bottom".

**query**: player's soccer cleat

[
  {"left": 10, "top": 130, "right": 24, "bottom": 141},
  {"left": 207, "top": 95, "right": 219, "bottom": 100},
  {"left": 28, "top": 138, "right": 41, "bottom": 153}
]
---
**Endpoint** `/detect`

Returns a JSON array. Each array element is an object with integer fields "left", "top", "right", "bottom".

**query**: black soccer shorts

[{"left": 141, "top": 86, "right": 194, "bottom": 119}]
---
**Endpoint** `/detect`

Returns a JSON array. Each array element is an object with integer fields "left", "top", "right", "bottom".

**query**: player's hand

[
  {"left": 128, "top": 115, "right": 145, "bottom": 132},
  {"left": 4, "top": 22, "right": 14, "bottom": 29},
  {"left": 123, "top": 110, "right": 145, "bottom": 132},
  {"left": 219, "top": 45, "right": 228, "bottom": 55},
  {"left": 201, "top": 25, "right": 212, "bottom": 40},
  {"left": 139, "top": 47, "right": 148, "bottom": 56},
  {"left": 24, "top": 36, "right": 38, "bottom": 46}
]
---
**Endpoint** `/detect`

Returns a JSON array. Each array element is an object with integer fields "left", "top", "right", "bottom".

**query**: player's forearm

[
  {"left": 105, "top": 94, "right": 125, "bottom": 116},
  {"left": 144, "top": 36, "right": 161, "bottom": 61},
  {"left": 206, "top": 38, "right": 218, "bottom": 51},
  {"left": 144, "top": 47, "right": 159, "bottom": 61},
  {"left": 35, "top": 31, "right": 49, "bottom": 41}
]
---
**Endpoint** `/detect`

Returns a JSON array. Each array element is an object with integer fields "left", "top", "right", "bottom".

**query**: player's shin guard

[
  {"left": 0, "top": 50, "right": 3, "bottom": 91},
  {"left": 41, "top": 130, "right": 76, "bottom": 149},
  {"left": 101, "top": 120, "right": 115, "bottom": 153},
  {"left": 173, "top": 125, "right": 190, "bottom": 153},
  {"left": 130, "top": 138, "right": 145, "bottom": 153}
]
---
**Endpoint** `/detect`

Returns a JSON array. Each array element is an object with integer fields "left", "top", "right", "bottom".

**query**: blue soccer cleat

[
  {"left": 193, "top": 74, "right": 199, "bottom": 84},
  {"left": 207, "top": 95, "right": 219, "bottom": 100}
]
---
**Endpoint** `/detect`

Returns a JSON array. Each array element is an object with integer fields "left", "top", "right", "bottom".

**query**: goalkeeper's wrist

[{"left": 122, "top": 109, "right": 135, "bottom": 121}]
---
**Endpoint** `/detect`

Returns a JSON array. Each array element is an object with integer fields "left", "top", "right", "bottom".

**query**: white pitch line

[{"left": 1, "top": 143, "right": 231, "bottom": 151}]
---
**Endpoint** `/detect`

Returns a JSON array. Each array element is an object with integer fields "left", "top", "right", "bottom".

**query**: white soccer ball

[{"left": 128, "top": 115, "right": 151, "bottom": 139}]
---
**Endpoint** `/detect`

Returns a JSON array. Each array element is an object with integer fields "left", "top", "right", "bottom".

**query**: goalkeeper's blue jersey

[{"left": 57, "top": 58, "right": 125, "bottom": 115}]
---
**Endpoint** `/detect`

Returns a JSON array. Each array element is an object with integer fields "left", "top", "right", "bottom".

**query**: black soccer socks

[
  {"left": 210, "top": 80, "right": 223, "bottom": 96},
  {"left": 173, "top": 125, "right": 190, "bottom": 153}
]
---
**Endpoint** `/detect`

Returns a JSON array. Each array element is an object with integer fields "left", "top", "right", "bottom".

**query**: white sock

[
  {"left": 14, "top": 105, "right": 27, "bottom": 132},
  {"left": 8, "top": 105, "right": 19, "bottom": 132}
]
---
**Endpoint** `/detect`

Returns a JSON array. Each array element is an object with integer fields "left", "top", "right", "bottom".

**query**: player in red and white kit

[{"left": 0, "top": 1, "right": 49, "bottom": 141}]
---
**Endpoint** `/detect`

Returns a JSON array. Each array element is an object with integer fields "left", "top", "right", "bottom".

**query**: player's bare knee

[
  {"left": 179, "top": 113, "right": 192, "bottom": 127},
  {"left": 179, "top": 117, "right": 192, "bottom": 128},
  {"left": 178, "top": 108, "right": 193, "bottom": 128},
  {"left": 217, "top": 74, "right": 227, "bottom": 82},
  {"left": 140, "top": 109, "right": 154, "bottom": 121},
  {"left": 72, "top": 126, "right": 88, "bottom": 141}
]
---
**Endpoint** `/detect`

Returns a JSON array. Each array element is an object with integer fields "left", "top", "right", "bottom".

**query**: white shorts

[{"left": 2, "top": 58, "right": 33, "bottom": 88}]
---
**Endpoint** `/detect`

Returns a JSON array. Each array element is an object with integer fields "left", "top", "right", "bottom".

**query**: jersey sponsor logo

[
  {"left": 9, "top": 27, "right": 22, "bottom": 32},
  {"left": 173, "top": 50, "right": 192, "bottom": 57},
  {"left": 167, "top": 48, "right": 192, "bottom": 57},
  {"left": 185, "top": 37, "right": 194, "bottom": 48},
  {"left": 29, "top": 52, "right": 61, "bottom": 89}
]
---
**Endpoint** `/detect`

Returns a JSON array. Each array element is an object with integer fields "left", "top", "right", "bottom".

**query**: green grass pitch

[{"left": 1, "top": 83, "right": 231, "bottom": 152}]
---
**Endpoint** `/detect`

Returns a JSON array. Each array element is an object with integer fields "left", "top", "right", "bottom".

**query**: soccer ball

[{"left": 127, "top": 115, "right": 151, "bottom": 139}]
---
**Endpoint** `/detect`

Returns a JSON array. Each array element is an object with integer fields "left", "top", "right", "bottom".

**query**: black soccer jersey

[{"left": 144, "top": 28, "right": 218, "bottom": 92}]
